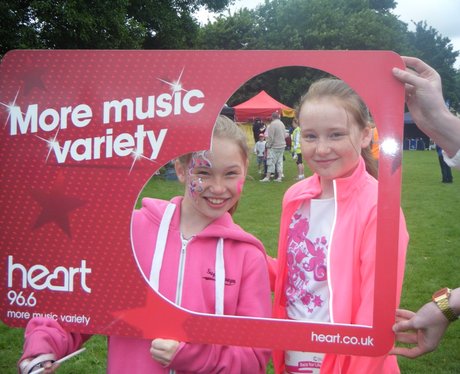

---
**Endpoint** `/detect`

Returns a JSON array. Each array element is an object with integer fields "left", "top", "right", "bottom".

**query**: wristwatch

[{"left": 432, "top": 287, "right": 458, "bottom": 322}]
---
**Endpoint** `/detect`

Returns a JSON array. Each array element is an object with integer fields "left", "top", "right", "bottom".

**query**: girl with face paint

[
  {"left": 141, "top": 116, "right": 271, "bottom": 373},
  {"left": 175, "top": 124, "right": 249, "bottom": 238},
  {"left": 19, "top": 116, "right": 272, "bottom": 374}
]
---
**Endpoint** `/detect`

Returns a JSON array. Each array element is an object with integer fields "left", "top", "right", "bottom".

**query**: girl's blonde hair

[
  {"left": 178, "top": 115, "right": 249, "bottom": 214},
  {"left": 298, "top": 78, "right": 378, "bottom": 178}
]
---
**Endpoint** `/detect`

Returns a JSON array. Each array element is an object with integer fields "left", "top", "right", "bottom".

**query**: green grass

[
  {"left": 1, "top": 150, "right": 459, "bottom": 373},
  {"left": 396, "top": 151, "right": 460, "bottom": 373}
]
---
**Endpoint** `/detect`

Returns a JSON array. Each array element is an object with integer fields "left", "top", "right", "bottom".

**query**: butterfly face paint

[
  {"left": 187, "top": 151, "right": 212, "bottom": 200},
  {"left": 180, "top": 137, "right": 247, "bottom": 222}
]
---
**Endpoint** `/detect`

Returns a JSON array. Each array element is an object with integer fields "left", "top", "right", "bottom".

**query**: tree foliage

[
  {"left": 2, "top": 0, "right": 459, "bottom": 110},
  {"left": 198, "top": 0, "right": 459, "bottom": 110},
  {"left": 406, "top": 21, "right": 459, "bottom": 111},
  {"left": 1, "top": 0, "right": 231, "bottom": 56}
]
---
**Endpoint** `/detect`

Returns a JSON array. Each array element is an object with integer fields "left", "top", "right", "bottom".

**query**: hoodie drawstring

[
  {"left": 149, "top": 203, "right": 176, "bottom": 292},
  {"left": 150, "top": 203, "right": 225, "bottom": 315},
  {"left": 215, "top": 238, "right": 225, "bottom": 315}
]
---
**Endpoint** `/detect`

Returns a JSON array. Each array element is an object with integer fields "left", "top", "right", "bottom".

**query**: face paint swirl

[{"left": 188, "top": 151, "right": 212, "bottom": 199}]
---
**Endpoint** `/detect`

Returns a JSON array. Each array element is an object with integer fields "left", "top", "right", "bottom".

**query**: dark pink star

[
  {"left": 19, "top": 66, "right": 47, "bottom": 95},
  {"left": 31, "top": 181, "right": 85, "bottom": 238}
]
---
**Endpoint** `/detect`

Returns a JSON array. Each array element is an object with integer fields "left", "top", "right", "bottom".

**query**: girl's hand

[
  {"left": 150, "top": 338, "right": 180, "bottom": 366},
  {"left": 35, "top": 361, "right": 60, "bottom": 374},
  {"left": 19, "top": 353, "right": 59, "bottom": 374}
]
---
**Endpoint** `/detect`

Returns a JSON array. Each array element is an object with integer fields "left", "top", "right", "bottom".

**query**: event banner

[{"left": 1, "top": 50, "right": 404, "bottom": 356}]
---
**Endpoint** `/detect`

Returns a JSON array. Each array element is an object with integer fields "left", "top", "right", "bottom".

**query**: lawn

[{"left": 1, "top": 150, "right": 459, "bottom": 373}]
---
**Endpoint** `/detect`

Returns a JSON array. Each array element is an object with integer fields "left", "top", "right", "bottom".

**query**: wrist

[
  {"left": 450, "top": 288, "right": 460, "bottom": 316},
  {"left": 432, "top": 287, "right": 459, "bottom": 322},
  {"left": 428, "top": 108, "right": 460, "bottom": 157}
]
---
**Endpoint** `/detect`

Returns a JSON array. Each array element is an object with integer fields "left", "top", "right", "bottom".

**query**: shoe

[
  {"left": 260, "top": 177, "right": 270, "bottom": 182},
  {"left": 275, "top": 178, "right": 282, "bottom": 182},
  {"left": 296, "top": 175, "right": 305, "bottom": 181}
]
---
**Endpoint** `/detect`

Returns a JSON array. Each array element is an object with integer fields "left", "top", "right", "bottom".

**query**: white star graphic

[
  {"left": 128, "top": 148, "right": 157, "bottom": 174},
  {"left": 35, "top": 130, "right": 62, "bottom": 162},
  {"left": 1, "top": 89, "right": 21, "bottom": 129},
  {"left": 157, "top": 68, "right": 188, "bottom": 94}
]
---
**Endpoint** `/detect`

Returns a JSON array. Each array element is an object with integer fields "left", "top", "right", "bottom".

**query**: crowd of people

[{"left": 17, "top": 57, "right": 459, "bottom": 373}]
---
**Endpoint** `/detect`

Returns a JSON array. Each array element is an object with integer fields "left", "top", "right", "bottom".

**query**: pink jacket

[
  {"left": 20, "top": 196, "right": 271, "bottom": 373},
  {"left": 272, "top": 158, "right": 409, "bottom": 374}
]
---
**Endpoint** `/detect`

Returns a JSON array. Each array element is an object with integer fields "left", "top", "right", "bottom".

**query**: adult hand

[
  {"left": 392, "top": 56, "right": 460, "bottom": 157},
  {"left": 150, "top": 338, "right": 179, "bottom": 366},
  {"left": 392, "top": 56, "right": 447, "bottom": 123},
  {"left": 390, "top": 303, "right": 450, "bottom": 358}
]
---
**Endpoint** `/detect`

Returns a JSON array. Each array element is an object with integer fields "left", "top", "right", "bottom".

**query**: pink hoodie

[
  {"left": 272, "top": 158, "right": 409, "bottom": 373},
  {"left": 20, "top": 196, "right": 271, "bottom": 373}
]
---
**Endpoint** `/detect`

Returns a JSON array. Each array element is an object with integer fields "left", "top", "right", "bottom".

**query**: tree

[
  {"left": 199, "top": 0, "right": 459, "bottom": 110},
  {"left": 1, "top": 1, "right": 43, "bottom": 54},
  {"left": 250, "top": 0, "right": 410, "bottom": 51},
  {"left": 199, "top": 0, "right": 414, "bottom": 107},
  {"left": 407, "top": 21, "right": 459, "bottom": 111},
  {"left": 369, "top": 0, "right": 396, "bottom": 12},
  {"left": 1, "top": 0, "right": 232, "bottom": 57},
  {"left": 197, "top": 8, "right": 263, "bottom": 50}
]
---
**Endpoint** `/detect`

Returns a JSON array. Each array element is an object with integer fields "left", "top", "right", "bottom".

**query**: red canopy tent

[{"left": 233, "top": 90, "right": 295, "bottom": 122}]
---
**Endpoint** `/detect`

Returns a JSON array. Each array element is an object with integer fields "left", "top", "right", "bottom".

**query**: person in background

[
  {"left": 261, "top": 111, "right": 286, "bottom": 182},
  {"left": 436, "top": 145, "right": 453, "bottom": 183},
  {"left": 271, "top": 78, "right": 408, "bottom": 373},
  {"left": 252, "top": 117, "right": 266, "bottom": 143},
  {"left": 18, "top": 116, "right": 272, "bottom": 374},
  {"left": 390, "top": 56, "right": 460, "bottom": 358},
  {"left": 291, "top": 117, "right": 305, "bottom": 180},
  {"left": 254, "top": 133, "right": 267, "bottom": 174}
]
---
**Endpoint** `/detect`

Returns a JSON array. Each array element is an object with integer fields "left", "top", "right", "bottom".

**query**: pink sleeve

[
  {"left": 343, "top": 209, "right": 408, "bottom": 372},
  {"left": 267, "top": 256, "right": 278, "bottom": 291},
  {"left": 19, "top": 317, "right": 89, "bottom": 365},
  {"left": 167, "top": 249, "right": 271, "bottom": 373}
]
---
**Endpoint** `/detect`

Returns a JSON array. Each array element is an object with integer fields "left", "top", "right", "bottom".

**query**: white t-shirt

[
  {"left": 443, "top": 148, "right": 460, "bottom": 170},
  {"left": 285, "top": 198, "right": 335, "bottom": 374}
]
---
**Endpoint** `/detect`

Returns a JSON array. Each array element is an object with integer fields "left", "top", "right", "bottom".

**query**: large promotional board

[{"left": 1, "top": 50, "right": 405, "bottom": 356}]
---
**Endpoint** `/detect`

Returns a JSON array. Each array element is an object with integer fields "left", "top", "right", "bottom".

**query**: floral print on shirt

[{"left": 285, "top": 212, "right": 328, "bottom": 314}]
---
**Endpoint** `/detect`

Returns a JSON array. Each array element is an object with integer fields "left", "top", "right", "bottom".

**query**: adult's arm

[{"left": 392, "top": 56, "right": 460, "bottom": 158}]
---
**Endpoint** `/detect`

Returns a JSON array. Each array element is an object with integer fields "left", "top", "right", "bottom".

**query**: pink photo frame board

[{"left": 0, "top": 50, "right": 405, "bottom": 356}]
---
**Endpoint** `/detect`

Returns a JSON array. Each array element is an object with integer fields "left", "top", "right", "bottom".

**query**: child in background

[
  {"left": 254, "top": 133, "right": 267, "bottom": 174},
  {"left": 18, "top": 115, "right": 272, "bottom": 374},
  {"left": 271, "top": 78, "right": 409, "bottom": 373},
  {"left": 290, "top": 118, "right": 305, "bottom": 180}
]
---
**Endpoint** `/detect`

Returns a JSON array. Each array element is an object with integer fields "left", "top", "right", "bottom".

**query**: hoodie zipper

[
  {"left": 169, "top": 236, "right": 188, "bottom": 374},
  {"left": 327, "top": 180, "right": 338, "bottom": 323},
  {"left": 151, "top": 203, "right": 226, "bottom": 374},
  {"left": 175, "top": 235, "right": 189, "bottom": 306}
]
